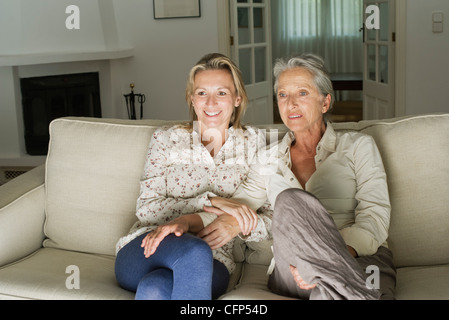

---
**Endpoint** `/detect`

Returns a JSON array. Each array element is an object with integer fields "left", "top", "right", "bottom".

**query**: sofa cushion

[
  {"left": 44, "top": 118, "right": 174, "bottom": 256},
  {"left": 394, "top": 265, "right": 449, "bottom": 300},
  {"left": 219, "top": 263, "right": 296, "bottom": 300},
  {"left": 334, "top": 114, "right": 449, "bottom": 267},
  {"left": 0, "top": 248, "right": 134, "bottom": 299},
  {"left": 245, "top": 240, "right": 273, "bottom": 265}
]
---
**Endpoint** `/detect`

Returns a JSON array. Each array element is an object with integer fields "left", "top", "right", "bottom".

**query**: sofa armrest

[{"left": 0, "top": 165, "right": 46, "bottom": 267}]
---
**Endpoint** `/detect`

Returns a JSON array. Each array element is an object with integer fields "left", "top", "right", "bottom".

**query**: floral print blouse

[{"left": 116, "top": 124, "right": 266, "bottom": 274}]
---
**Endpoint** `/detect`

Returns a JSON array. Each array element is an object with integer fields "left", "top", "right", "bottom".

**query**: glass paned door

[
  {"left": 363, "top": 0, "right": 396, "bottom": 120},
  {"left": 230, "top": 0, "right": 273, "bottom": 124}
]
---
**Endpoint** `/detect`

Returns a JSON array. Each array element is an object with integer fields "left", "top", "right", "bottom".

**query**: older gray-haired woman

[{"left": 203, "top": 53, "right": 396, "bottom": 299}]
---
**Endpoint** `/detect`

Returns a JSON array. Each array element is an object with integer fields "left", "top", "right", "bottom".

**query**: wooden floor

[{"left": 331, "top": 100, "right": 363, "bottom": 123}]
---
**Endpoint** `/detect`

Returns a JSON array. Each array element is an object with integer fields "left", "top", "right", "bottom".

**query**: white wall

[
  {"left": 0, "top": 0, "right": 106, "bottom": 55},
  {"left": 111, "top": 0, "right": 219, "bottom": 120},
  {"left": 0, "top": 0, "right": 220, "bottom": 162},
  {"left": 405, "top": 0, "right": 449, "bottom": 115},
  {"left": 0, "top": 67, "right": 23, "bottom": 158}
]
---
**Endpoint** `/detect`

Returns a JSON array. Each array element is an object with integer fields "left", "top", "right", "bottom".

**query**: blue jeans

[{"left": 115, "top": 232, "right": 229, "bottom": 300}]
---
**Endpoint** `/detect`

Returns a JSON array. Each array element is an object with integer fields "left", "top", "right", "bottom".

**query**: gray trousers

[{"left": 267, "top": 188, "right": 396, "bottom": 300}]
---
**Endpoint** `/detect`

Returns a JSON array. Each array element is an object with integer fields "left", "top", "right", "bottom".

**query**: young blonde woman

[{"left": 114, "top": 53, "right": 266, "bottom": 300}]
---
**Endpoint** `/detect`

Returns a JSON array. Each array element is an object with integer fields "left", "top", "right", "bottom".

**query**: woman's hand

[
  {"left": 197, "top": 212, "right": 240, "bottom": 250},
  {"left": 290, "top": 265, "right": 317, "bottom": 290},
  {"left": 347, "top": 245, "right": 358, "bottom": 258},
  {"left": 205, "top": 197, "right": 258, "bottom": 235},
  {"left": 141, "top": 215, "right": 195, "bottom": 258}
]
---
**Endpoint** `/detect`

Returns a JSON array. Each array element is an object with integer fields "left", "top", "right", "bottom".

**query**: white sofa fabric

[{"left": 0, "top": 114, "right": 448, "bottom": 300}]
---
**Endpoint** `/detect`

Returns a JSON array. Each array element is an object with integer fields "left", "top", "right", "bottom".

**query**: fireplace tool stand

[{"left": 124, "top": 83, "right": 146, "bottom": 120}]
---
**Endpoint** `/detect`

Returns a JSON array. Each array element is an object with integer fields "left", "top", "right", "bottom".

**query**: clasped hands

[{"left": 141, "top": 197, "right": 258, "bottom": 258}]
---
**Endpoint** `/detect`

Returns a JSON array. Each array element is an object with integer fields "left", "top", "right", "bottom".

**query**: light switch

[
  {"left": 433, "top": 12, "right": 444, "bottom": 23},
  {"left": 432, "top": 12, "right": 444, "bottom": 33},
  {"left": 433, "top": 22, "right": 443, "bottom": 33}
]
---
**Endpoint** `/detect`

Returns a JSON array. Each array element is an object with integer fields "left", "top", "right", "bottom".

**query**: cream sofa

[{"left": 0, "top": 114, "right": 448, "bottom": 300}]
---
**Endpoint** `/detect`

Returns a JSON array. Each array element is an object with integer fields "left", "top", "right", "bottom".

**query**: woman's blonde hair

[{"left": 185, "top": 53, "right": 248, "bottom": 129}]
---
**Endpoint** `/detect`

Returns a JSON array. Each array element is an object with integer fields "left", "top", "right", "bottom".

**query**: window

[{"left": 272, "top": 0, "right": 363, "bottom": 73}]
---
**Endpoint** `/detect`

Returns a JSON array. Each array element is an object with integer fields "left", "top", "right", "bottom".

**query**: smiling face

[
  {"left": 191, "top": 69, "right": 241, "bottom": 135},
  {"left": 277, "top": 67, "right": 331, "bottom": 133}
]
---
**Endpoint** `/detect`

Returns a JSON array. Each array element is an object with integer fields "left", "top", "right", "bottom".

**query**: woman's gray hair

[{"left": 273, "top": 53, "right": 335, "bottom": 116}]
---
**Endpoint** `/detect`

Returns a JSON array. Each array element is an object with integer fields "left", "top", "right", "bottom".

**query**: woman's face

[
  {"left": 277, "top": 67, "right": 331, "bottom": 133},
  {"left": 191, "top": 69, "right": 241, "bottom": 134}
]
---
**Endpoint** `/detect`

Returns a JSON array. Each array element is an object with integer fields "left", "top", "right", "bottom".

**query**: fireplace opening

[{"left": 20, "top": 72, "right": 102, "bottom": 155}]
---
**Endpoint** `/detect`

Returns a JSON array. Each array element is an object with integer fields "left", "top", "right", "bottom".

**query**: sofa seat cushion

[
  {"left": 395, "top": 265, "right": 449, "bottom": 300},
  {"left": 0, "top": 248, "right": 134, "bottom": 300},
  {"left": 222, "top": 263, "right": 449, "bottom": 300},
  {"left": 220, "top": 263, "right": 296, "bottom": 300}
]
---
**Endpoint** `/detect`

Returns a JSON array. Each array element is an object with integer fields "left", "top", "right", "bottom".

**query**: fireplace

[{"left": 20, "top": 72, "right": 102, "bottom": 155}]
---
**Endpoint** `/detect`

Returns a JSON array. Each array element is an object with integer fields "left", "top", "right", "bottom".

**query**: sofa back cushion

[
  {"left": 334, "top": 114, "right": 449, "bottom": 268},
  {"left": 43, "top": 118, "right": 176, "bottom": 255}
]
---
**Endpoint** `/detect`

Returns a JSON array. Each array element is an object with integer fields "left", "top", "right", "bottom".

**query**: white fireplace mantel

[
  {"left": 0, "top": 48, "right": 134, "bottom": 67},
  {"left": 0, "top": 48, "right": 134, "bottom": 168}
]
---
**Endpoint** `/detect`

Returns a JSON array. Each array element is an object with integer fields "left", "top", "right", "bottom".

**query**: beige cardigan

[{"left": 232, "top": 122, "right": 391, "bottom": 257}]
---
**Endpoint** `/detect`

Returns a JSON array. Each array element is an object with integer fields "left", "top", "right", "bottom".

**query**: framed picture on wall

[{"left": 153, "top": 0, "right": 201, "bottom": 19}]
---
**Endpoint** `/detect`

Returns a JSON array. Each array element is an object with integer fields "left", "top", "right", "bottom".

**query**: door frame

[
  {"left": 395, "top": 0, "right": 407, "bottom": 117},
  {"left": 217, "top": 0, "right": 274, "bottom": 124},
  {"left": 217, "top": 0, "right": 407, "bottom": 121},
  {"left": 217, "top": 0, "right": 231, "bottom": 57}
]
